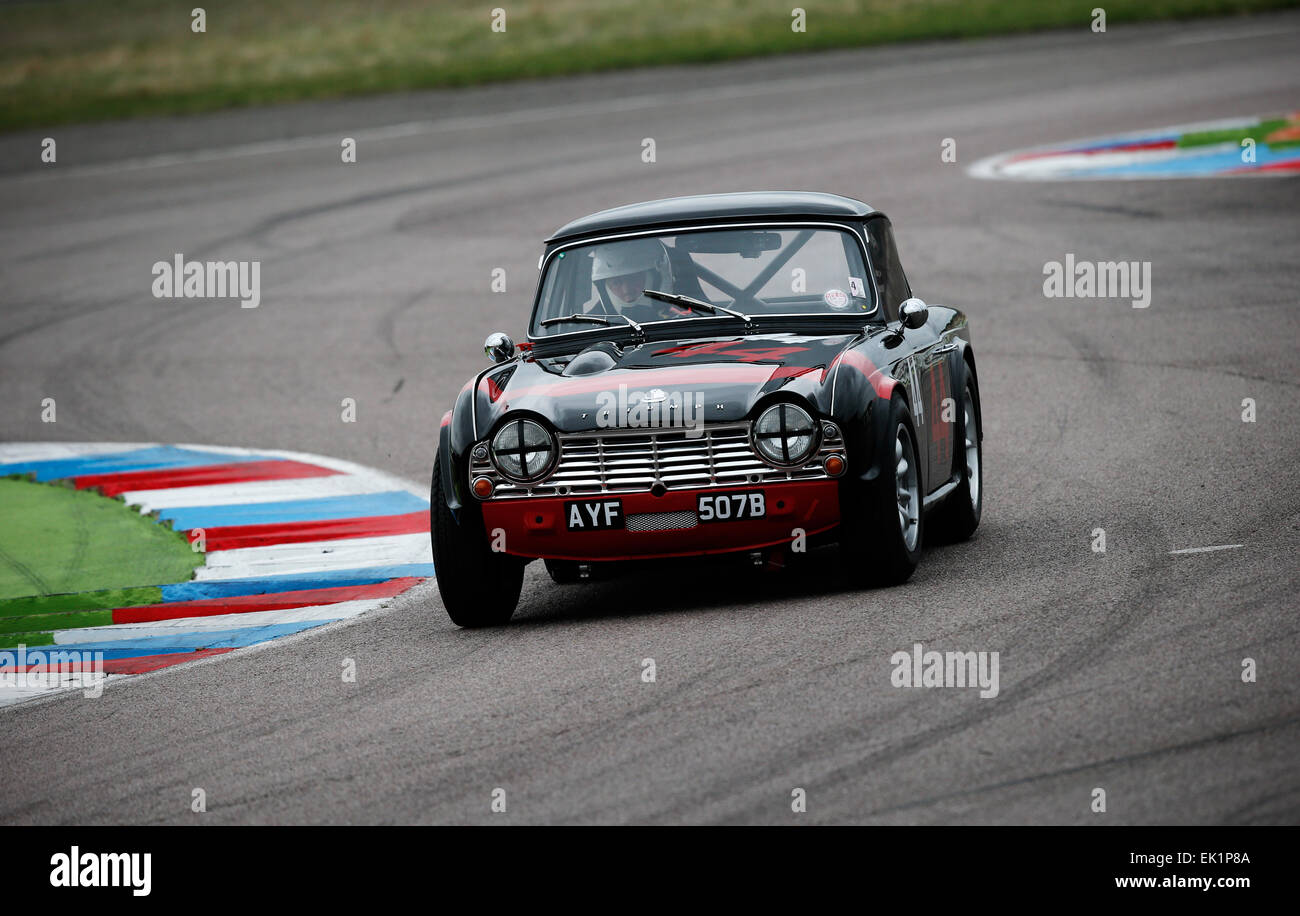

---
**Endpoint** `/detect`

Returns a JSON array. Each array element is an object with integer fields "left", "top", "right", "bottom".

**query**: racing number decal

[
  {"left": 698, "top": 491, "right": 766, "bottom": 522},
  {"left": 904, "top": 351, "right": 954, "bottom": 483}
]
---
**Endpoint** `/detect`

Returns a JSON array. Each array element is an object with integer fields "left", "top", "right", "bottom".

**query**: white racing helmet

[{"left": 591, "top": 238, "right": 673, "bottom": 308}]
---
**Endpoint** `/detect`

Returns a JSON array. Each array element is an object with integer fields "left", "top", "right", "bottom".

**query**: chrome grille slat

[{"left": 471, "top": 422, "right": 845, "bottom": 499}]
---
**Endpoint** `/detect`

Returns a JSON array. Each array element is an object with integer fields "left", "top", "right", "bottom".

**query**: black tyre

[
  {"left": 430, "top": 455, "right": 524, "bottom": 627},
  {"left": 928, "top": 369, "right": 982, "bottom": 544},
  {"left": 840, "top": 395, "right": 924, "bottom": 586},
  {"left": 544, "top": 559, "right": 583, "bottom": 584}
]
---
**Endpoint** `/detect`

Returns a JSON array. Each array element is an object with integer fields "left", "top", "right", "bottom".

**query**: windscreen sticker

[
  {"left": 848, "top": 277, "right": 866, "bottom": 298},
  {"left": 823, "top": 288, "right": 850, "bottom": 310}
]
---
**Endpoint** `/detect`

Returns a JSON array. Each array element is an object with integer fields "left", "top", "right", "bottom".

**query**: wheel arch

[{"left": 959, "top": 343, "right": 983, "bottom": 442}]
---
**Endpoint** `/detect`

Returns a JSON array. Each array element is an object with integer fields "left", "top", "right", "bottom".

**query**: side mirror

[
  {"left": 899, "top": 298, "right": 929, "bottom": 330},
  {"left": 484, "top": 332, "right": 516, "bottom": 363}
]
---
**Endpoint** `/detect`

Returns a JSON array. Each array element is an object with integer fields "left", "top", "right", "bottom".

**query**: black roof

[{"left": 546, "top": 191, "right": 875, "bottom": 243}]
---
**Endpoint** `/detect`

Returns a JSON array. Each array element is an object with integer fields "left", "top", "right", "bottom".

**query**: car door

[
  {"left": 895, "top": 323, "right": 943, "bottom": 494},
  {"left": 919, "top": 336, "right": 959, "bottom": 493}
]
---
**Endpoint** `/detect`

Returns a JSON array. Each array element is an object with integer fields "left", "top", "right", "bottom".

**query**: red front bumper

[{"left": 479, "top": 480, "right": 841, "bottom": 561}]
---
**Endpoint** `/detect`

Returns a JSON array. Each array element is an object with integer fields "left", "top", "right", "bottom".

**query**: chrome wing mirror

[
  {"left": 899, "top": 298, "right": 929, "bottom": 329},
  {"left": 484, "top": 332, "right": 516, "bottom": 363}
]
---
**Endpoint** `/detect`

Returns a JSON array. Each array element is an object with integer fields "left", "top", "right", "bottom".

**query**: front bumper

[{"left": 479, "top": 480, "right": 841, "bottom": 561}]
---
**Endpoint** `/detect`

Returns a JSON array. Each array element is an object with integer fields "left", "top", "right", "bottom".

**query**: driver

[{"left": 590, "top": 238, "right": 685, "bottom": 322}]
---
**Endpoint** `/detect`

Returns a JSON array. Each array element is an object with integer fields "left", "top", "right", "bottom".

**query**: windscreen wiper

[
  {"left": 642, "top": 290, "right": 753, "bottom": 329},
  {"left": 540, "top": 313, "right": 609, "bottom": 327},
  {"left": 541, "top": 312, "right": 644, "bottom": 340},
  {"left": 612, "top": 312, "right": 644, "bottom": 340}
]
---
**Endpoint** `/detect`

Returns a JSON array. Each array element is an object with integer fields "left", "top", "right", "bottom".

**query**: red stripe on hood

[
  {"left": 770, "top": 365, "right": 819, "bottom": 380},
  {"left": 829, "top": 350, "right": 894, "bottom": 398}
]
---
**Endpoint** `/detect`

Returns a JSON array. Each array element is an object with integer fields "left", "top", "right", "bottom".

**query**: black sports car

[{"left": 431, "top": 192, "right": 982, "bottom": 626}]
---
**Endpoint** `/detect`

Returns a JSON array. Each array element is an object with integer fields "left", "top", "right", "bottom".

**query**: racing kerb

[{"left": 0, "top": 443, "right": 432, "bottom": 707}]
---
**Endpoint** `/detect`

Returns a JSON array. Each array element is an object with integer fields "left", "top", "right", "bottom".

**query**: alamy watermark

[
  {"left": 49, "top": 847, "right": 150, "bottom": 896},
  {"left": 152, "top": 253, "right": 261, "bottom": 308},
  {"left": 1043, "top": 254, "right": 1150, "bottom": 308},
  {"left": 595, "top": 384, "right": 705, "bottom": 438},
  {"left": 1, "top": 645, "right": 105, "bottom": 698},
  {"left": 891, "top": 642, "right": 1000, "bottom": 698}
]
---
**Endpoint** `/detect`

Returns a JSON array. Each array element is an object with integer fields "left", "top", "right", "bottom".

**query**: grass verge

[
  {"left": 0, "top": 477, "right": 201, "bottom": 602},
  {"left": 1, "top": 0, "right": 1296, "bottom": 132}
]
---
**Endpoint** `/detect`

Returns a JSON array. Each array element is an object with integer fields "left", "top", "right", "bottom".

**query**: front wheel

[
  {"left": 840, "top": 396, "right": 923, "bottom": 586},
  {"left": 430, "top": 455, "right": 524, "bottom": 627}
]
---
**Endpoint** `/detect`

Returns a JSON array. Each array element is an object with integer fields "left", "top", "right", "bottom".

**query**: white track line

[
  {"left": 1169, "top": 544, "right": 1245, "bottom": 555},
  {"left": 1166, "top": 25, "right": 1295, "bottom": 45}
]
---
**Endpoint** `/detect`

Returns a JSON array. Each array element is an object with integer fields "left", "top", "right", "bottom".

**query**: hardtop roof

[{"left": 546, "top": 191, "right": 876, "bottom": 243}]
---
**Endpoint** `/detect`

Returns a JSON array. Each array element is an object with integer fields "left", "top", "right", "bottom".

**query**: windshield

[{"left": 531, "top": 226, "right": 874, "bottom": 336}]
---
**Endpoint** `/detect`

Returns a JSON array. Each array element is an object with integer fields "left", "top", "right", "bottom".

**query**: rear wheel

[
  {"left": 840, "top": 396, "right": 923, "bottom": 585},
  {"left": 928, "top": 370, "right": 982, "bottom": 543},
  {"left": 430, "top": 456, "right": 524, "bottom": 627}
]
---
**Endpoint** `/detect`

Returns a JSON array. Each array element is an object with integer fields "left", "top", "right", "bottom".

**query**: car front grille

[
  {"left": 470, "top": 423, "right": 844, "bottom": 499},
  {"left": 626, "top": 510, "right": 698, "bottom": 532}
]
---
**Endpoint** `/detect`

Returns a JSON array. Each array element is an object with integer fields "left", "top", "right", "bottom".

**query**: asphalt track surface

[{"left": 1, "top": 13, "right": 1298, "bottom": 824}]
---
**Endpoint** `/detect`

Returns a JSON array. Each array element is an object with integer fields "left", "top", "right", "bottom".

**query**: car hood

[{"left": 473, "top": 332, "right": 860, "bottom": 435}]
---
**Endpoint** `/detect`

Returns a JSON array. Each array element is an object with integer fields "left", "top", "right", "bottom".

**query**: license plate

[
  {"left": 697, "top": 491, "right": 766, "bottom": 523},
  {"left": 564, "top": 499, "right": 625, "bottom": 531}
]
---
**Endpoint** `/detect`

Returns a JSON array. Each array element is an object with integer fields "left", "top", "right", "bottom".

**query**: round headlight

[
  {"left": 753, "top": 403, "right": 817, "bottom": 466},
  {"left": 491, "top": 418, "right": 556, "bottom": 481}
]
